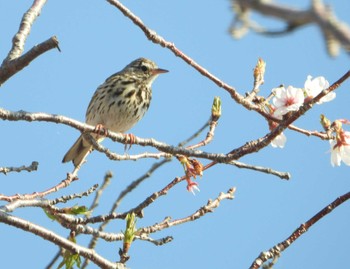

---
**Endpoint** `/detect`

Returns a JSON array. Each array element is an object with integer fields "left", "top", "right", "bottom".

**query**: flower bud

[{"left": 211, "top": 96, "right": 222, "bottom": 120}]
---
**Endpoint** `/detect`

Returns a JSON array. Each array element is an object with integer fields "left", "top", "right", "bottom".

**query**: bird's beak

[{"left": 152, "top": 68, "right": 169, "bottom": 75}]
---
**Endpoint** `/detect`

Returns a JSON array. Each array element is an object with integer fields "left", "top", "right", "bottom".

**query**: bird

[{"left": 62, "top": 58, "right": 168, "bottom": 167}]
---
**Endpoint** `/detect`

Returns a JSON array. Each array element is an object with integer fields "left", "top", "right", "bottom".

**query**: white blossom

[
  {"left": 271, "top": 132, "right": 287, "bottom": 148},
  {"left": 304, "top": 75, "right": 335, "bottom": 104},
  {"left": 272, "top": 86, "right": 304, "bottom": 117},
  {"left": 330, "top": 131, "right": 350, "bottom": 166}
]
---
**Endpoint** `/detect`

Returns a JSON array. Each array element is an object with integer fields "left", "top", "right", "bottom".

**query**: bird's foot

[
  {"left": 93, "top": 124, "right": 108, "bottom": 139},
  {"left": 123, "top": 133, "right": 136, "bottom": 151}
]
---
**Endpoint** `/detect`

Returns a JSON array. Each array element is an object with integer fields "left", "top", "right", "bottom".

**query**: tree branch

[
  {"left": 0, "top": 36, "right": 60, "bottom": 85},
  {"left": 138, "top": 188, "right": 236, "bottom": 234},
  {"left": 231, "top": 0, "right": 350, "bottom": 57},
  {"left": 229, "top": 160, "right": 291, "bottom": 180},
  {"left": 250, "top": 190, "right": 350, "bottom": 269},
  {"left": 3, "top": 0, "right": 48, "bottom": 62},
  {"left": 0, "top": 210, "right": 124, "bottom": 269},
  {"left": 0, "top": 170, "right": 79, "bottom": 202}
]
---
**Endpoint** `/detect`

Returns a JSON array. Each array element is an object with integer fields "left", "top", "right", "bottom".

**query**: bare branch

[
  {"left": 4, "top": 0, "right": 48, "bottom": 61},
  {"left": 250, "top": 191, "right": 350, "bottom": 269},
  {"left": 1, "top": 184, "right": 97, "bottom": 213},
  {"left": 0, "top": 36, "right": 60, "bottom": 85},
  {"left": 0, "top": 0, "right": 60, "bottom": 86},
  {"left": 138, "top": 188, "right": 236, "bottom": 234},
  {"left": 89, "top": 171, "right": 113, "bottom": 212},
  {"left": 287, "top": 125, "right": 330, "bottom": 139},
  {"left": 51, "top": 184, "right": 99, "bottom": 205},
  {"left": 0, "top": 171, "right": 79, "bottom": 202},
  {"left": 0, "top": 198, "right": 52, "bottom": 212},
  {"left": 55, "top": 216, "right": 125, "bottom": 242},
  {"left": 136, "top": 234, "right": 173, "bottom": 246},
  {"left": 229, "top": 160, "right": 291, "bottom": 180},
  {"left": 0, "top": 210, "right": 124, "bottom": 269},
  {"left": 0, "top": 161, "right": 38, "bottom": 175},
  {"left": 76, "top": 178, "right": 191, "bottom": 226}
]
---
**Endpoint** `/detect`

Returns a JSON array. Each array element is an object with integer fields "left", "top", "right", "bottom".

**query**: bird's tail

[{"left": 62, "top": 135, "right": 93, "bottom": 167}]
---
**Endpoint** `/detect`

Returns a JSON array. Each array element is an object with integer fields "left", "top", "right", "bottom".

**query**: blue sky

[{"left": 1, "top": 1, "right": 350, "bottom": 268}]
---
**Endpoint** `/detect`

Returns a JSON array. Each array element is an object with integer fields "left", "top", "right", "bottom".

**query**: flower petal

[
  {"left": 305, "top": 76, "right": 334, "bottom": 104},
  {"left": 271, "top": 133, "right": 287, "bottom": 148},
  {"left": 341, "top": 146, "right": 350, "bottom": 166},
  {"left": 330, "top": 140, "right": 342, "bottom": 166}
]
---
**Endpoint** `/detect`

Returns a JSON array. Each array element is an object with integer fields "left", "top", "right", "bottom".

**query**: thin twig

[
  {"left": 44, "top": 252, "right": 61, "bottom": 269},
  {"left": 0, "top": 167, "right": 80, "bottom": 202},
  {"left": 288, "top": 124, "right": 330, "bottom": 139},
  {"left": 138, "top": 188, "right": 236, "bottom": 234},
  {"left": 89, "top": 171, "right": 113, "bottom": 212},
  {"left": 136, "top": 234, "right": 173, "bottom": 246},
  {"left": 229, "top": 160, "right": 291, "bottom": 180},
  {"left": 178, "top": 120, "right": 210, "bottom": 147},
  {"left": 0, "top": 161, "right": 38, "bottom": 175},
  {"left": 51, "top": 184, "right": 99, "bottom": 205}
]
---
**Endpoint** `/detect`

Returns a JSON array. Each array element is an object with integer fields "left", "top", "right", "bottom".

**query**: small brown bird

[{"left": 62, "top": 58, "right": 168, "bottom": 167}]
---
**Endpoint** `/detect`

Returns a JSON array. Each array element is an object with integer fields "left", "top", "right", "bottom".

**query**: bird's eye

[{"left": 140, "top": 65, "right": 148, "bottom": 72}]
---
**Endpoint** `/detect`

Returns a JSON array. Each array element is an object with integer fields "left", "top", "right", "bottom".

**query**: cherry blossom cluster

[
  {"left": 266, "top": 75, "right": 347, "bottom": 167},
  {"left": 267, "top": 75, "right": 334, "bottom": 148}
]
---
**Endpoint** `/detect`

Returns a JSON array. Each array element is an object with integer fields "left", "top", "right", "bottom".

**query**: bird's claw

[
  {"left": 93, "top": 124, "right": 108, "bottom": 139},
  {"left": 123, "top": 133, "right": 136, "bottom": 151}
]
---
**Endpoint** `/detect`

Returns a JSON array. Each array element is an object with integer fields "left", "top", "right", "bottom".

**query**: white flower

[
  {"left": 271, "top": 132, "right": 287, "bottom": 148},
  {"left": 330, "top": 131, "right": 350, "bottom": 166},
  {"left": 304, "top": 75, "right": 335, "bottom": 104},
  {"left": 272, "top": 86, "right": 304, "bottom": 117}
]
